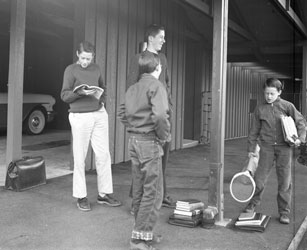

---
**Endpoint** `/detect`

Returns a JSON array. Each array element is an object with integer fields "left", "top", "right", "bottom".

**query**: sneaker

[
  {"left": 77, "top": 197, "right": 91, "bottom": 211},
  {"left": 130, "top": 208, "right": 135, "bottom": 216},
  {"left": 162, "top": 196, "right": 176, "bottom": 208},
  {"left": 97, "top": 194, "right": 122, "bottom": 207},
  {"left": 149, "top": 235, "right": 163, "bottom": 245},
  {"left": 130, "top": 239, "right": 156, "bottom": 250},
  {"left": 279, "top": 214, "right": 290, "bottom": 224},
  {"left": 244, "top": 203, "right": 256, "bottom": 213}
]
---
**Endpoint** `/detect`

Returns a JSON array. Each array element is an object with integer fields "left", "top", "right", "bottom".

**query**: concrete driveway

[{"left": 0, "top": 130, "right": 306, "bottom": 250}]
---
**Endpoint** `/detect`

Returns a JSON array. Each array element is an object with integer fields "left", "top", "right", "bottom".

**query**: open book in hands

[{"left": 73, "top": 84, "right": 104, "bottom": 100}]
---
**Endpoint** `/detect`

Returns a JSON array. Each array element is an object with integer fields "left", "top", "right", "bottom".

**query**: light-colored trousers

[{"left": 69, "top": 106, "right": 113, "bottom": 198}]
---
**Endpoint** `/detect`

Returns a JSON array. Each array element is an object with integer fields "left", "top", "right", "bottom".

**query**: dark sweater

[
  {"left": 248, "top": 97, "right": 306, "bottom": 152},
  {"left": 61, "top": 63, "right": 106, "bottom": 113}
]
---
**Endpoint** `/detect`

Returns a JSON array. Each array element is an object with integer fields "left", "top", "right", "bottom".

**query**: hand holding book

[{"left": 73, "top": 84, "right": 104, "bottom": 99}]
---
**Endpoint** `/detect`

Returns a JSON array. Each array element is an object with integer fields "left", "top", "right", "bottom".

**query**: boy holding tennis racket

[{"left": 246, "top": 78, "right": 306, "bottom": 224}]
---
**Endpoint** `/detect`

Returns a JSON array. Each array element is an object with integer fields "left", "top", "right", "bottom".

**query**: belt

[{"left": 129, "top": 132, "right": 157, "bottom": 139}]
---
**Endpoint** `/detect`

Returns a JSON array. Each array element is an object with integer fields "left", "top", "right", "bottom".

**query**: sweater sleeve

[
  {"left": 60, "top": 66, "right": 81, "bottom": 104},
  {"left": 148, "top": 84, "right": 171, "bottom": 140},
  {"left": 248, "top": 107, "right": 261, "bottom": 152}
]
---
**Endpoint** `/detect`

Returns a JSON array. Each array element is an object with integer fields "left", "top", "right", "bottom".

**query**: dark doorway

[{"left": 184, "top": 40, "right": 202, "bottom": 141}]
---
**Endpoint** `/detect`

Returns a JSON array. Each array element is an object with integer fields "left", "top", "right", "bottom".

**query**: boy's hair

[
  {"left": 77, "top": 41, "right": 95, "bottom": 55},
  {"left": 138, "top": 52, "right": 160, "bottom": 75},
  {"left": 144, "top": 24, "right": 165, "bottom": 43},
  {"left": 264, "top": 78, "right": 284, "bottom": 91}
]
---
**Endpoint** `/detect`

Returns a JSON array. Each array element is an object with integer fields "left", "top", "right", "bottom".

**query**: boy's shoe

[
  {"left": 77, "top": 197, "right": 91, "bottom": 211},
  {"left": 149, "top": 235, "right": 163, "bottom": 244},
  {"left": 279, "top": 214, "right": 290, "bottom": 224},
  {"left": 130, "top": 239, "right": 157, "bottom": 250},
  {"left": 97, "top": 194, "right": 122, "bottom": 207},
  {"left": 162, "top": 196, "right": 176, "bottom": 208},
  {"left": 244, "top": 203, "right": 256, "bottom": 213},
  {"left": 130, "top": 208, "right": 135, "bottom": 216}
]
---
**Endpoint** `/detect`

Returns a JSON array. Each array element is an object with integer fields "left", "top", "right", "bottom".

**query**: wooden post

[
  {"left": 302, "top": 44, "right": 307, "bottom": 116},
  {"left": 208, "top": 0, "right": 229, "bottom": 224},
  {"left": 5, "top": 0, "right": 26, "bottom": 168}
]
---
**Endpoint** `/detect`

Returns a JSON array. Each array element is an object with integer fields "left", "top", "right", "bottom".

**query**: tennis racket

[{"left": 230, "top": 170, "right": 256, "bottom": 203}]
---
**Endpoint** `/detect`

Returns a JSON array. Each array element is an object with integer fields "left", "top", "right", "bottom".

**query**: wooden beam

[
  {"left": 228, "top": 19, "right": 253, "bottom": 41},
  {"left": 228, "top": 0, "right": 265, "bottom": 63},
  {"left": 208, "top": 0, "right": 229, "bottom": 224},
  {"left": 181, "top": 0, "right": 254, "bottom": 41},
  {"left": 272, "top": 0, "right": 307, "bottom": 38},
  {"left": 183, "top": 0, "right": 211, "bottom": 15},
  {"left": 6, "top": 0, "right": 26, "bottom": 167}
]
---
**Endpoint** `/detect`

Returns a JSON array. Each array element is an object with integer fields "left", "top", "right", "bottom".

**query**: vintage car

[{"left": 0, "top": 93, "right": 56, "bottom": 135}]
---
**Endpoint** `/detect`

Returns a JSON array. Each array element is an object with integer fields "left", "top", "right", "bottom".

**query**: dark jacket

[
  {"left": 248, "top": 97, "right": 306, "bottom": 152},
  {"left": 119, "top": 73, "right": 170, "bottom": 141}
]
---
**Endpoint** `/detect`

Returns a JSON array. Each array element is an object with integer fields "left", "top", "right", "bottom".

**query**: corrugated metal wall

[
  {"left": 79, "top": 0, "right": 270, "bottom": 164},
  {"left": 82, "top": 0, "right": 187, "bottom": 164},
  {"left": 202, "top": 63, "right": 266, "bottom": 142}
]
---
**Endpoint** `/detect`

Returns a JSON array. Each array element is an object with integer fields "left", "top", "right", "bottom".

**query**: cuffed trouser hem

[{"left": 131, "top": 230, "right": 153, "bottom": 241}]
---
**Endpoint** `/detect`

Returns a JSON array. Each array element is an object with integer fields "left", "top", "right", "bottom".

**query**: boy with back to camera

[
  {"left": 120, "top": 52, "right": 170, "bottom": 250},
  {"left": 245, "top": 78, "right": 306, "bottom": 224}
]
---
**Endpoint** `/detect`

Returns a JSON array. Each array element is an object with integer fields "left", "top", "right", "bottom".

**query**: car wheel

[{"left": 24, "top": 109, "right": 46, "bottom": 135}]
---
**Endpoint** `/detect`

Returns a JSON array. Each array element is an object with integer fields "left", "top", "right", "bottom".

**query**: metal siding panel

[
  {"left": 176, "top": 36, "right": 185, "bottom": 149},
  {"left": 165, "top": 0, "right": 175, "bottom": 150},
  {"left": 91, "top": 0, "right": 191, "bottom": 162},
  {"left": 136, "top": 0, "right": 146, "bottom": 46},
  {"left": 160, "top": 0, "right": 168, "bottom": 33},
  {"left": 145, "top": 0, "right": 153, "bottom": 26},
  {"left": 239, "top": 68, "right": 244, "bottom": 137},
  {"left": 225, "top": 64, "right": 230, "bottom": 139},
  {"left": 235, "top": 67, "right": 241, "bottom": 138},
  {"left": 227, "top": 64, "right": 233, "bottom": 139},
  {"left": 230, "top": 66, "right": 236, "bottom": 138},
  {"left": 193, "top": 45, "right": 202, "bottom": 141},
  {"left": 115, "top": 0, "right": 129, "bottom": 163},
  {"left": 122, "top": 0, "right": 138, "bottom": 161},
  {"left": 85, "top": 0, "right": 96, "bottom": 45},
  {"left": 243, "top": 70, "right": 247, "bottom": 136},
  {"left": 124, "top": 0, "right": 138, "bottom": 162},
  {"left": 105, "top": 0, "right": 119, "bottom": 163},
  {"left": 172, "top": 14, "right": 180, "bottom": 149},
  {"left": 227, "top": 63, "right": 233, "bottom": 139},
  {"left": 95, "top": 0, "right": 108, "bottom": 81},
  {"left": 153, "top": 0, "right": 161, "bottom": 24}
]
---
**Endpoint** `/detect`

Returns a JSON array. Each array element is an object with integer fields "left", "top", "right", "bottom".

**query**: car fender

[{"left": 22, "top": 104, "right": 47, "bottom": 121}]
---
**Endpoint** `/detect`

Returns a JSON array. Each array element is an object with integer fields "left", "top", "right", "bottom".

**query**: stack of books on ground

[
  {"left": 168, "top": 199, "right": 204, "bottom": 228},
  {"left": 234, "top": 212, "right": 271, "bottom": 232}
]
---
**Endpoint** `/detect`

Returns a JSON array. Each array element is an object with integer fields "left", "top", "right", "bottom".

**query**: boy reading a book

[
  {"left": 61, "top": 41, "right": 121, "bottom": 211},
  {"left": 245, "top": 78, "right": 306, "bottom": 224},
  {"left": 120, "top": 52, "right": 170, "bottom": 250}
]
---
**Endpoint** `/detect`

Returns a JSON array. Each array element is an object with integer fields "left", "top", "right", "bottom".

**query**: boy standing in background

[{"left": 127, "top": 24, "right": 175, "bottom": 210}]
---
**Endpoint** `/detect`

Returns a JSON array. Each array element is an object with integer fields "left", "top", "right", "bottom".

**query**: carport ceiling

[
  {"left": 181, "top": 0, "right": 307, "bottom": 80},
  {"left": 1, "top": 0, "right": 306, "bottom": 80}
]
